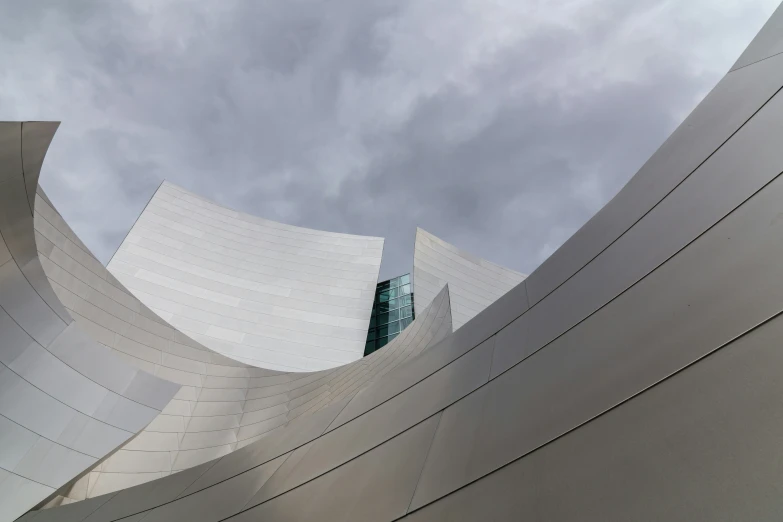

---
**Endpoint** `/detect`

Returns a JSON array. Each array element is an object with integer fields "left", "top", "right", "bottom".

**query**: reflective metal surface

[
  {"left": 14, "top": 5, "right": 783, "bottom": 520},
  {"left": 0, "top": 123, "right": 179, "bottom": 521},
  {"left": 32, "top": 190, "right": 452, "bottom": 504},
  {"left": 413, "top": 227, "right": 526, "bottom": 330},
  {"left": 108, "top": 181, "right": 383, "bottom": 372}
]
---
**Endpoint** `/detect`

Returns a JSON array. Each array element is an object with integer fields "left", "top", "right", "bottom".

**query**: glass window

[{"left": 366, "top": 275, "right": 416, "bottom": 357}]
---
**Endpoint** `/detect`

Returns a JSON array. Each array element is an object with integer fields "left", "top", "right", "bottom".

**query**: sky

[{"left": 0, "top": 0, "right": 779, "bottom": 281}]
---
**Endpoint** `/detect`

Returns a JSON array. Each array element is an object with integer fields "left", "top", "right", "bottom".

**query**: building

[
  {"left": 5, "top": 3, "right": 783, "bottom": 520},
  {"left": 107, "top": 181, "right": 384, "bottom": 372},
  {"left": 413, "top": 228, "right": 526, "bottom": 331},
  {"left": 364, "top": 274, "right": 415, "bottom": 356}
]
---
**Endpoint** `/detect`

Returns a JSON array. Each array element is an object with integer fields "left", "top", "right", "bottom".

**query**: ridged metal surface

[
  {"left": 413, "top": 227, "right": 526, "bottom": 331},
  {"left": 0, "top": 123, "right": 179, "bottom": 522},
  {"left": 13, "top": 4, "right": 783, "bottom": 520},
  {"left": 107, "top": 181, "right": 383, "bottom": 372}
]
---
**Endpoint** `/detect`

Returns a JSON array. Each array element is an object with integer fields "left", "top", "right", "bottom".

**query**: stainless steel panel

[
  {"left": 404, "top": 312, "right": 783, "bottom": 521},
  {"left": 328, "top": 336, "right": 495, "bottom": 432},
  {"left": 0, "top": 414, "right": 39, "bottom": 471},
  {"left": 46, "top": 324, "right": 138, "bottom": 399},
  {"left": 13, "top": 437, "right": 95, "bottom": 488},
  {"left": 266, "top": 340, "right": 491, "bottom": 498},
  {"left": 0, "top": 472, "right": 54, "bottom": 522},
  {"left": 493, "top": 83, "right": 783, "bottom": 376},
  {"left": 0, "top": 363, "right": 81, "bottom": 442},
  {"left": 138, "top": 454, "right": 287, "bottom": 522},
  {"left": 236, "top": 414, "right": 440, "bottom": 522},
  {"left": 107, "top": 181, "right": 383, "bottom": 372},
  {"left": 413, "top": 170, "right": 783, "bottom": 509},
  {"left": 0, "top": 305, "right": 38, "bottom": 367},
  {"left": 85, "top": 462, "right": 214, "bottom": 522},
  {"left": 180, "top": 399, "right": 347, "bottom": 496},
  {"left": 20, "top": 123, "right": 59, "bottom": 214},
  {"left": 407, "top": 384, "right": 490, "bottom": 511},
  {"left": 0, "top": 254, "right": 68, "bottom": 348},
  {"left": 731, "top": 2, "right": 783, "bottom": 70},
  {"left": 0, "top": 122, "right": 22, "bottom": 184},
  {"left": 413, "top": 228, "right": 526, "bottom": 331},
  {"left": 26, "top": 492, "right": 116, "bottom": 522},
  {"left": 525, "top": 50, "right": 783, "bottom": 306}
]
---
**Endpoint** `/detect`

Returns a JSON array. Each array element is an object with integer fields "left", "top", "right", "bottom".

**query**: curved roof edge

[
  {"left": 413, "top": 227, "right": 526, "bottom": 331},
  {"left": 30, "top": 174, "right": 452, "bottom": 505},
  {"left": 0, "top": 122, "right": 180, "bottom": 521},
  {"left": 106, "top": 180, "right": 384, "bottom": 372}
]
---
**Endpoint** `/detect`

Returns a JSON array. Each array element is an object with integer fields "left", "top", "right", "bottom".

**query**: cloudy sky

[{"left": 1, "top": 0, "right": 778, "bottom": 281}]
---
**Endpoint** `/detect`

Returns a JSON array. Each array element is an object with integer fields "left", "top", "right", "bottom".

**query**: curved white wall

[
  {"left": 107, "top": 182, "right": 383, "bottom": 372},
  {"left": 413, "top": 227, "right": 526, "bottom": 331}
]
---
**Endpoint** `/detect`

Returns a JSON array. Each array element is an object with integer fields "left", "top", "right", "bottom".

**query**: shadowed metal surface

[
  {"left": 107, "top": 181, "right": 384, "bottom": 372},
  {"left": 413, "top": 227, "right": 526, "bottom": 331},
  {"left": 0, "top": 122, "right": 180, "bottom": 522},
  {"left": 14, "top": 4, "right": 783, "bottom": 520}
]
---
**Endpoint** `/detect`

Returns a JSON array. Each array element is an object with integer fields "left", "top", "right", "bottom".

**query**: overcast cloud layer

[{"left": 0, "top": 0, "right": 778, "bottom": 280}]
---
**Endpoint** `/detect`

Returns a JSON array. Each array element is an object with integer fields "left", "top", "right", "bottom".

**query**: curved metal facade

[
  {"left": 33, "top": 192, "right": 451, "bottom": 503},
  {"left": 413, "top": 227, "right": 526, "bottom": 330},
  {"left": 10, "top": 4, "right": 783, "bottom": 520},
  {"left": 0, "top": 123, "right": 179, "bottom": 522},
  {"left": 107, "top": 181, "right": 384, "bottom": 372}
]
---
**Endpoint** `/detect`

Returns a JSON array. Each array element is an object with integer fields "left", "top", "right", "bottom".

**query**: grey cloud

[{"left": 0, "top": 0, "right": 778, "bottom": 281}]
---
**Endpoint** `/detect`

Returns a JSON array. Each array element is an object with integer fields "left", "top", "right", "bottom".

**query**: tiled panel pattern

[
  {"left": 33, "top": 189, "right": 452, "bottom": 505},
  {"left": 29, "top": 6, "right": 783, "bottom": 521},
  {"left": 107, "top": 181, "right": 384, "bottom": 372},
  {"left": 413, "top": 227, "right": 526, "bottom": 331},
  {"left": 0, "top": 122, "right": 179, "bottom": 522}
]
